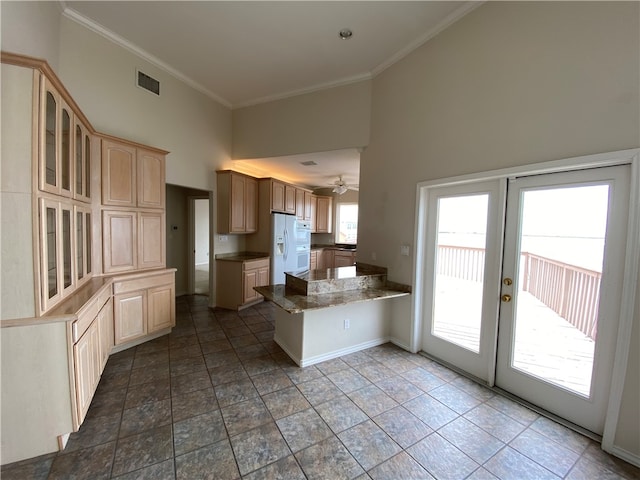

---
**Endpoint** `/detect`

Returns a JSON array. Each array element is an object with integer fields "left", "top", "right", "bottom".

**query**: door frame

[{"left": 411, "top": 148, "right": 639, "bottom": 457}]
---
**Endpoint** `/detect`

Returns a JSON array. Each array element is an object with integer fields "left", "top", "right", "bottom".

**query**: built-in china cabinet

[{"left": 0, "top": 52, "right": 175, "bottom": 465}]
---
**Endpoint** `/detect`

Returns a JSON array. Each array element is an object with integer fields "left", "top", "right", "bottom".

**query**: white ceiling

[{"left": 63, "top": 1, "right": 477, "bottom": 188}]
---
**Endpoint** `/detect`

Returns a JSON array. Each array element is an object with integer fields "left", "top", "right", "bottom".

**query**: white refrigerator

[{"left": 271, "top": 213, "right": 306, "bottom": 284}]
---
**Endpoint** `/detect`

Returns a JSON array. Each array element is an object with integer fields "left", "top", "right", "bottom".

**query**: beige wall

[
  {"left": 232, "top": 80, "right": 371, "bottom": 159},
  {"left": 360, "top": 1, "right": 639, "bottom": 285},
  {"left": 359, "top": 0, "right": 639, "bottom": 458},
  {"left": 0, "top": 2, "right": 62, "bottom": 71},
  {"left": 57, "top": 17, "right": 231, "bottom": 192}
]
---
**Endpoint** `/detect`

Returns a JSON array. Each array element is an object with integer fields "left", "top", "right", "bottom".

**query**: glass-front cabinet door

[
  {"left": 39, "top": 198, "right": 61, "bottom": 311},
  {"left": 74, "top": 120, "right": 92, "bottom": 203},
  {"left": 40, "top": 77, "right": 59, "bottom": 195},
  {"left": 75, "top": 205, "right": 92, "bottom": 287}
]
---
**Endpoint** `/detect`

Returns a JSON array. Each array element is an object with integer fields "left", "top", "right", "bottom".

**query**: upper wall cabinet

[
  {"left": 39, "top": 76, "right": 90, "bottom": 202},
  {"left": 137, "top": 149, "right": 166, "bottom": 209},
  {"left": 217, "top": 170, "right": 257, "bottom": 234},
  {"left": 315, "top": 195, "right": 333, "bottom": 233},
  {"left": 102, "top": 139, "right": 166, "bottom": 209},
  {"left": 73, "top": 120, "right": 92, "bottom": 203}
]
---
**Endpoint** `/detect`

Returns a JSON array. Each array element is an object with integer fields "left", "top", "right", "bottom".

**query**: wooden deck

[{"left": 432, "top": 276, "right": 595, "bottom": 396}]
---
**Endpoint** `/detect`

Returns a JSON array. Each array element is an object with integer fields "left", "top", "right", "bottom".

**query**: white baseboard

[
  {"left": 273, "top": 335, "right": 301, "bottom": 366},
  {"left": 604, "top": 445, "right": 640, "bottom": 468},
  {"left": 275, "top": 336, "right": 391, "bottom": 368},
  {"left": 389, "top": 336, "right": 414, "bottom": 353}
]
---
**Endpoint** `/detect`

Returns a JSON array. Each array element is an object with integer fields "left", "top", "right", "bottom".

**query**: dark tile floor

[{"left": 3, "top": 294, "right": 639, "bottom": 479}]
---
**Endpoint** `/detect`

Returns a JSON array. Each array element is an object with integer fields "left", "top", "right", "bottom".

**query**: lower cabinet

[
  {"left": 216, "top": 257, "right": 270, "bottom": 310},
  {"left": 113, "top": 271, "right": 175, "bottom": 345},
  {"left": 310, "top": 250, "right": 319, "bottom": 270},
  {"left": 334, "top": 250, "right": 356, "bottom": 267},
  {"left": 72, "top": 291, "right": 113, "bottom": 428}
]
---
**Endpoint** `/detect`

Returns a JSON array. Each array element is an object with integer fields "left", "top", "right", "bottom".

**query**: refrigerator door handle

[{"left": 283, "top": 228, "right": 288, "bottom": 260}]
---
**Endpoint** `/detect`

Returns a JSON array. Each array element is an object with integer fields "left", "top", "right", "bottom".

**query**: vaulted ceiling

[{"left": 64, "top": 1, "right": 477, "bottom": 188}]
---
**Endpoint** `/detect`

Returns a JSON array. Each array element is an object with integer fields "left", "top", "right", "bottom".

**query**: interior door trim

[{"left": 411, "top": 148, "right": 639, "bottom": 458}]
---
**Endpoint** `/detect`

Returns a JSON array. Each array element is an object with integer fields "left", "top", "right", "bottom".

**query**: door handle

[{"left": 501, "top": 294, "right": 512, "bottom": 303}]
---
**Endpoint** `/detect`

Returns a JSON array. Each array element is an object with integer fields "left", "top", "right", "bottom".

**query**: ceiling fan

[{"left": 331, "top": 175, "right": 358, "bottom": 195}]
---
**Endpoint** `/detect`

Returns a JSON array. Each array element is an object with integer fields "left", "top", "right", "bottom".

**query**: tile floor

[{"left": 3, "top": 295, "right": 638, "bottom": 479}]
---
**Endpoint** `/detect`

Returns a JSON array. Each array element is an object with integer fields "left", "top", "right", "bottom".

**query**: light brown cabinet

[
  {"left": 304, "top": 191, "right": 314, "bottom": 222},
  {"left": 315, "top": 195, "right": 333, "bottom": 233},
  {"left": 271, "top": 180, "right": 286, "bottom": 212},
  {"left": 102, "top": 209, "right": 165, "bottom": 274},
  {"left": 74, "top": 319, "right": 100, "bottom": 426},
  {"left": 334, "top": 250, "right": 356, "bottom": 267},
  {"left": 216, "top": 257, "right": 270, "bottom": 310},
  {"left": 217, "top": 171, "right": 258, "bottom": 234},
  {"left": 73, "top": 119, "right": 92, "bottom": 204},
  {"left": 113, "top": 271, "right": 176, "bottom": 346},
  {"left": 270, "top": 179, "right": 297, "bottom": 214},
  {"left": 35, "top": 73, "right": 95, "bottom": 315},
  {"left": 102, "top": 140, "right": 136, "bottom": 207},
  {"left": 137, "top": 149, "right": 165, "bottom": 209},
  {"left": 295, "top": 188, "right": 305, "bottom": 219},
  {"left": 310, "top": 250, "right": 319, "bottom": 270},
  {"left": 138, "top": 211, "right": 165, "bottom": 269},
  {"left": 285, "top": 185, "right": 296, "bottom": 214},
  {"left": 71, "top": 288, "right": 112, "bottom": 428},
  {"left": 102, "top": 139, "right": 166, "bottom": 209},
  {"left": 39, "top": 76, "right": 78, "bottom": 200}
]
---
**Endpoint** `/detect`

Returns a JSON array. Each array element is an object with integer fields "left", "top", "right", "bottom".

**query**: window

[{"left": 335, "top": 203, "right": 358, "bottom": 244}]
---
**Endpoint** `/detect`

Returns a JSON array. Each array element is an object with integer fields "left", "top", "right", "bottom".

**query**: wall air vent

[
  {"left": 300, "top": 161, "right": 318, "bottom": 166},
  {"left": 137, "top": 70, "right": 160, "bottom": 96}
]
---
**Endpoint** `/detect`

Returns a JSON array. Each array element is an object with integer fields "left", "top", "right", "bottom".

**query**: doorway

[
  {"left": 189, "top": 196, "right": 211, "bottom": 295},
  {"left": 418, "top": 163, "right": 633, "bottom": 434}
]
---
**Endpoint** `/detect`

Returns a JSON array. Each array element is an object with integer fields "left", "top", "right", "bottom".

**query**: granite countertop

[
  {"left": 257, "top": 262, "right": 411, "bottom": 313},
  {"left": 215, "top": 252, "right": 269, "bottom": 262},
  {"left": 311, "top": 244, "right": 357, "bottom": 252},
  {"left": 254, "top": 284, "right": 410, "bottom": 314}
]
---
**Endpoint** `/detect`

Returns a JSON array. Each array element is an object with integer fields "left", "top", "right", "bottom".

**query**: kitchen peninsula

[{"left": 255, "top": 264, "right": 410, "bottom": 366}]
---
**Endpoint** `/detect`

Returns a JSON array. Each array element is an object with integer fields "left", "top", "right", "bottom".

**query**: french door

[{"left": 421, "top": 165, "right": 630, "bottom": 433}]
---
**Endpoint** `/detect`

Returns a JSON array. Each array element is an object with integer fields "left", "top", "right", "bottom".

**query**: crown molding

[
  {"left": 62, "top": 7, "right": 233, "bottom": 109},
  {"left": 233, "top": 72, "right": 372, "bottom": 110},
  {"left": 371, "top": 1, "right": 484, "bottom": 77}
]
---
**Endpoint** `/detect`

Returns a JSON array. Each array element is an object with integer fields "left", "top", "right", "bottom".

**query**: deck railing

[
  {"left": 436, "top": 245, "right": 486, "bottom": 282},
  {"left": 521, "top": 252, "right": 601, "bottom": 340},
  {"left": 436, "top": 245, "right": 601, "bottom": 340}
]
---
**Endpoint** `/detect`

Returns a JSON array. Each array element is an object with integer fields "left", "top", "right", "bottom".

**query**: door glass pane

[
  {"left": 85, "top": 135, "right": 91, "bottom": 198},
  {"left": 61, "top": 109, "right": 71, "bottom": 191},
  {"left": 62, "top": 209, "right": 72, "bottom": 288},
  {"left": 512, "top": 185, "right": 609, "bottom": 396},
  {"left": 45, "top": 92, "right": 56, "bottom": 186},
  {"left": 432, "top": 194, "right": 489, "bottom": 352},
  {"left": 86, "top": 213, "right": 92, "bottom": 274},
  {"left": 76, "top": 126, "right": 83, "bottom": 195},
  {"left": 77, "top": 212, "right": 84, "bottom": 280},
  {"left": 46, "top": 207, "right": 58, "bottom": 298}
]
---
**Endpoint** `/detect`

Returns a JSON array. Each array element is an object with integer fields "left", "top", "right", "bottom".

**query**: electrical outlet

[
  {"left": 371, "top": 251, "right": 377, "bottom": 261},
  {"left": 400, "top": 244, "right": 410, "bottom": 256},
  {"left": 218, "top": 235, "right": 228, "bottom": 242},
  {"left": 344, "top": 319, "right": 350, "bottom": 329}
]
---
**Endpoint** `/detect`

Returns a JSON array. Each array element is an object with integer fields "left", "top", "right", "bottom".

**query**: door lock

[
  {"left": 501, "top": 294, "right": 512, "bottom": 302},
  {"left": 503, "top": 278, "right": 513, "bottom": 286}
]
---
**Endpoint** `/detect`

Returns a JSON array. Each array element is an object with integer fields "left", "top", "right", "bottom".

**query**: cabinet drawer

[
  {"left": 72, "top": 287, "right": 111, "bottom": 343},
  {"left": 113, "top": 272, "right": 174, "bottom": 294},
  {"left": 243, "top": 258, "right": 269, "bottom": 271}
]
